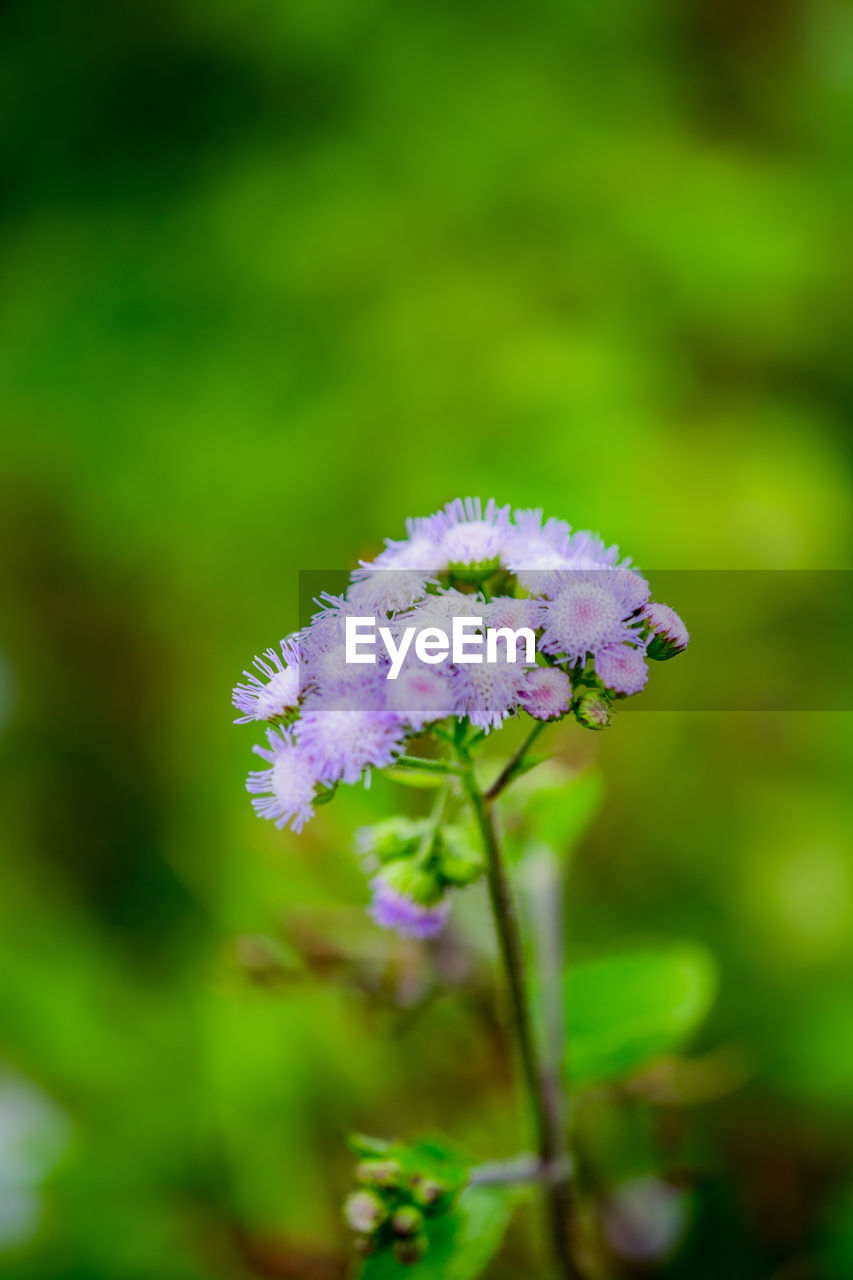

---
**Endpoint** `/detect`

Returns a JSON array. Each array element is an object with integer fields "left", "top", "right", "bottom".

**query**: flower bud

[
  {"left": 437, "top": 852, "right": 482, "bottom": 888},
  {"left": 381, "top": 859, "right": 444, "bottom": 907},
  {"left": 343, "top": 1189, "right": 387, "bottom": 1235},
  {"left": 411, "top": 1176, "right": 446, "bottom": 1209},
  {"left": 392, "top": 1233, "right": 429, "bottom": 1265},
  {"left": 573, "top": 688, "right": 612, "bottom": 730},
  {"left": 392, "top": 1206, "right": 424, "bottom": 1237},
  {"left": 355, "top": 1158, "right": 403, "bottom": 1189},
  {"left": 644, "top": 603, "right": 689, "bottom": 661}
]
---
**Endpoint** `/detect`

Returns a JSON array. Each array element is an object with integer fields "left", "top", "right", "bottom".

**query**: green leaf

[
  {"left": 565, "top": 943, "right": 717, "bottom": 1087},
  {"left": 533, "top": 767, "right": 603, "bottom": 854},
  {"left": 359, "top": 1184, "right": 514, "bottom": 1280},
  {"left": 507, "top": 765, "right": 603, "bottom": 861},
  {"left": 347, "top": 1132, "right": 393, "bottom": 1159}
]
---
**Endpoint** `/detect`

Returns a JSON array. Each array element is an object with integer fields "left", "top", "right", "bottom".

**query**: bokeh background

[{"left": 1, "top": 1, "right": 852, "bottom": 1276}]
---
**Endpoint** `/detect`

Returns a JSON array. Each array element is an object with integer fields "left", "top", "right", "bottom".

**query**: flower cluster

[
  {"left": 233, "top": 499, "right": 688, "bottom": 928},
  {"left": 355, "top": 817, "right": 483, "bottom": 939},
  {"left": 342, "top": 1135, "right": 466, "bottom": 1266}
]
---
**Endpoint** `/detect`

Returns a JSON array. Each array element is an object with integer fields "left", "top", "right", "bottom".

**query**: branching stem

[{"left": 460, "top": 734, "right": 578, "bottom": 1279}]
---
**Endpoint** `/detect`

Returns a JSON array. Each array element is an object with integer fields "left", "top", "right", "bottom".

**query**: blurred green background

[{"left": 0, "top": 0, "right": 852, "bottom": 1276}]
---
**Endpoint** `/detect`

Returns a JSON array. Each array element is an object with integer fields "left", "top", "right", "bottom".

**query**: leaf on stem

[{"left": 564, "top": 943, "right": 718, "bottom": 1087}]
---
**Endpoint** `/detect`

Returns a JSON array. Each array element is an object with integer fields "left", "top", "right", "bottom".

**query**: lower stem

[{"left": 462, "top": 768, "right": 578, "bottom": 1279}]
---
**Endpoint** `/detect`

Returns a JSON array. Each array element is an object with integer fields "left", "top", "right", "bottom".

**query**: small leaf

[
  {"left": 347, "top": 1132, "right": 393, "bottom": 1159},
  {"left": 565, "top": 943, "right": 717, "bottom": 1087},
  {"left": 359, "top": 1184, "right": 514, "bottom": 1280}
]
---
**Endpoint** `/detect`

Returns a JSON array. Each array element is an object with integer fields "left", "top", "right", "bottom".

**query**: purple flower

[
  {"left": 371, "top": 514, "right": 447, "bottom": 572},
  {"left": 594, "top": 644, "right": 649, "bottom": 695},
  {"left": 386, "top": 665, "right": 458, "bottom": 730},
  {"left": 437, "top": 497, "right": 512, "bottom": 566},
  {"left": 452, "top": 659, "right": 530, "bottom": 731},
  {"left": 609, "top": 568, "right": 651, "bottom": 614},
  {"left": 298, "top": 696, "right": 407, "bottom": 785},
  {"left": 644, "top": 602, "right": 689, "bottom": 659},
  {"left": 484, "top": 595, "right": 538, "bottom": 634},
  {"left": 537, "top": 572, "right": 639, "bottom": 665},
  {"left": 348, "top": 567, "right": 434, "bottom": 615},
  {"left": 369, "top": 877, "right": 450, "bottom": 939},
  {"left": 232, "top": 639, "right": 302, "bottom": 723},
  {"left": 246, "top": 727, "right": 319, "bottom": 832},
  {"left": 401, "top": 587, "right": 486, "bottom": 632},
  {"left": 504, "top": 508, "right": 575, "bottom": 583},
  {"left": 562, "top": 529, "right": 625, "bottom": 571},
  {"left": 519, "top": 667, "right": 571, "bottom": 720}
]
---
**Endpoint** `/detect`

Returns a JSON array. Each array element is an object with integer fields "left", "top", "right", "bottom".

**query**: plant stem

[
  {"left": 461, "top": 764, "right": 578, "bottom": 1279},
  {"left": 392, "top": 754, "right": 462, "bottom": 775},
  {"left": 485, "top": 721, "right": 548, "bottom": 800}
]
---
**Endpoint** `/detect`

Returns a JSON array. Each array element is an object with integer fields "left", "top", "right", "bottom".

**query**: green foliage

[
  {"left": 565, "top": 944, "right": 718, "bottom": 1088},
  {"left": 0, "top": 0, "right": 851, "bottom": 1274},
  {"left": 506, "top": 763, "right": 603, "bottom": 864}
]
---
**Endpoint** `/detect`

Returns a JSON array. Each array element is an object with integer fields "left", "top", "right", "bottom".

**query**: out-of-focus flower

[
  {"left": 344, "top": 1189, "right": 387, "bottom": 1234},
  {"left": 370, "top": 881, "right": 450, "bottom": 939}
]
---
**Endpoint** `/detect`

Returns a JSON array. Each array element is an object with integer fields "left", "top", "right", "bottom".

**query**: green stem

[
  {"left": 485, "top": 720, "right": 548, "bottom": 800},
  {"left": 413, "top": 785, "right": 449, "bottom": 867},
  {"left": 392, "top": 754, "right": 462, "bottom": 775},
  {"left": 461, "top": 763, "right": 578, "bottom": 1279}
]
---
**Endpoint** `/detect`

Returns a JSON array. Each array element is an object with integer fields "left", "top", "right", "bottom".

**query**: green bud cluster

[
  {"left": 343, "top": 1145, "right": 460, "bottom": 1266},
  {"left": 359, "top": 817, "right": 484, "bottom": 912}
]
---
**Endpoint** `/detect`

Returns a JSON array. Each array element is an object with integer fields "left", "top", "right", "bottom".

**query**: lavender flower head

[
  {"left": 369, "top": 876, "right": 450, "bottom": 940},
  {"left": 246, "top": 727, "right": 318, "bottom": 832},
  {"left": 232, "top": 639, "right": 303, "bottom": 723},
  {"left": 233, "top": 498, "right": 689, "bottom": 858}
]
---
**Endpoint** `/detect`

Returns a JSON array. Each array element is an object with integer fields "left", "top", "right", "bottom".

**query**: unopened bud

[
  {"left": 392, "top": 1233, "right": 428, "bottom": 1265},
  {"left": 355, "top": 1158, "right": 403, "bottom": 1189},
  {"left": 381, "top": 859, "right": 444, "bottom": 907},
  {"left": 411, "top": 1177, "right": 446, "bottom": 1209},
  {"left": 343, "top": 1190, "right": 387, "bottom": 1235},
  {"left": 392, "top": 1206, "right": 424, "bottom": 1237},
  {"left": 438, "top": 852, "right": 481, "bottom": 888},
  {"left": 644, "top": 603, "right": 689, "bottom": 661},
  {"left": 573, "top": 688, "right": 612, "bottom": 730}
]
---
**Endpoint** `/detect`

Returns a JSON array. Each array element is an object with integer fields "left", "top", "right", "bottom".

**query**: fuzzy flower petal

[
  {"left": 347, "top": 567, "right": 433, "bottom": 614},
  {"left": 519, "top": 667, "right": 571, "bottom": 720},
  {"left": 232, "top": 639, "right": 303, "bottom": 723},
  {"left": 537, "top": 572, "right": 638, "bottom": 664},
  {"left": 386, "top": 666, "right": 458, "bottom": 730},
  {"left": 437, "top": 497, "right": 513, "bottom": 566},
  {"left": 452, "top": 659, "right": 531, "bottom": 731},
  {"left": 246, "top": 727, "right": 319, "bottom": 832},
  {"left": 594, "top": 644, "right": 649, "bottom": 695},
  {"left": 298, "top": 699, "right": 406, "bottom": 785}
]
